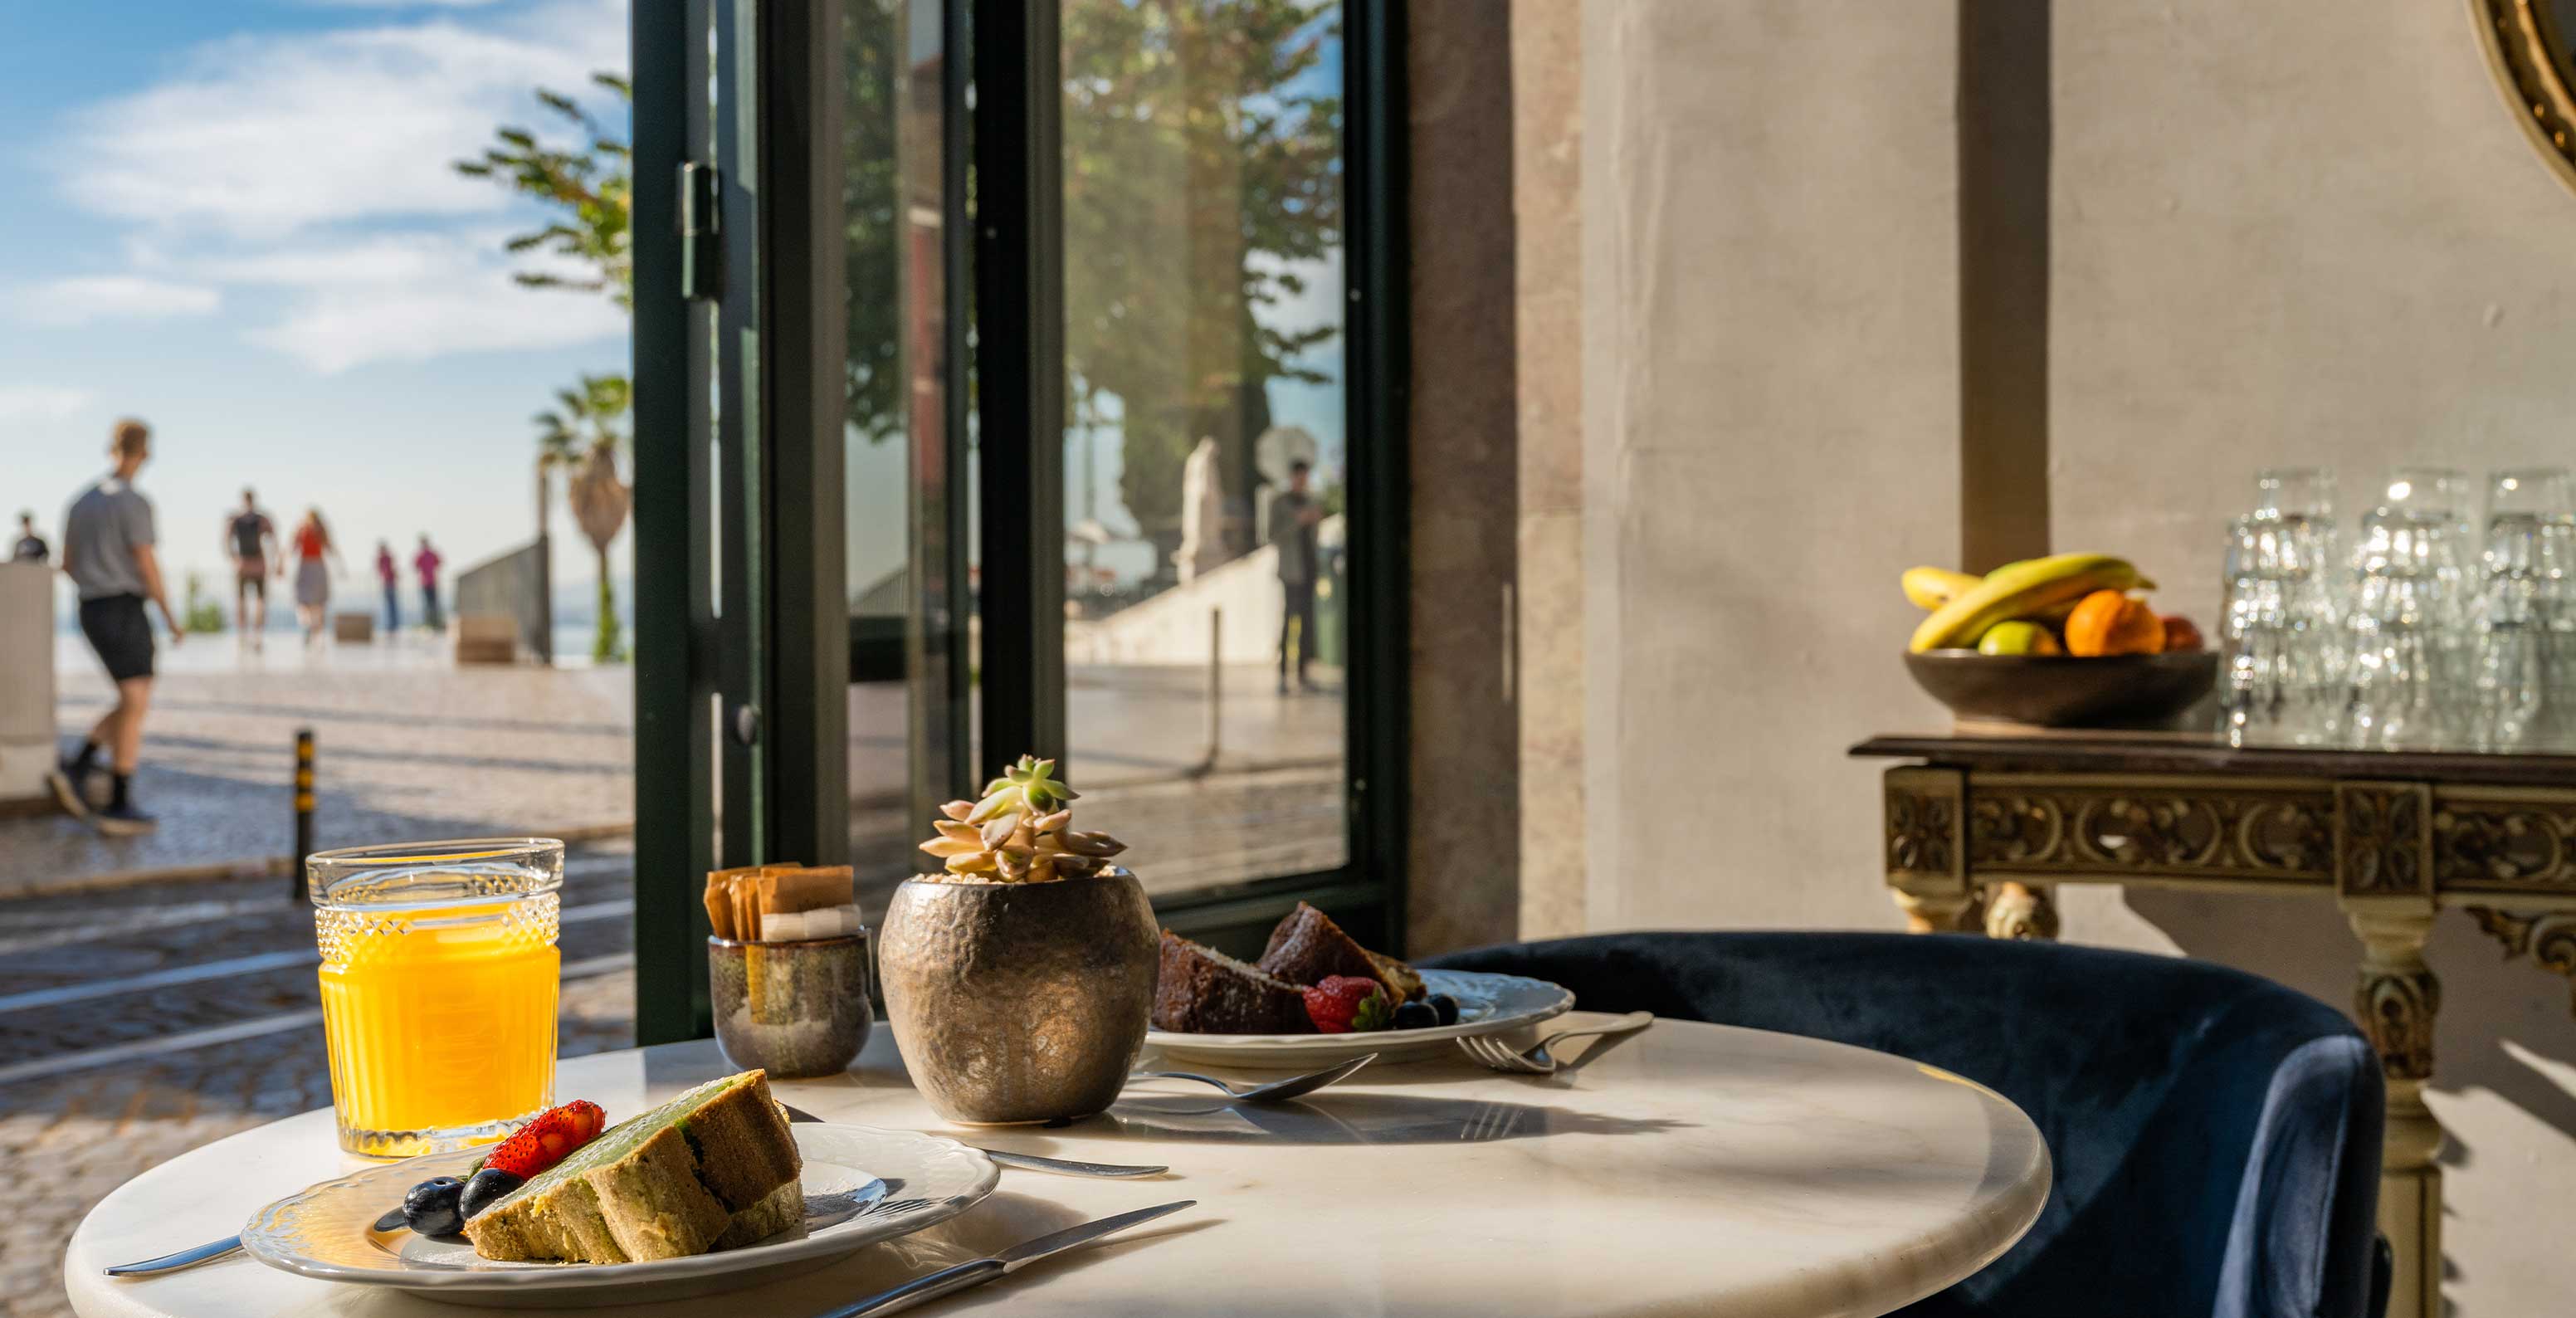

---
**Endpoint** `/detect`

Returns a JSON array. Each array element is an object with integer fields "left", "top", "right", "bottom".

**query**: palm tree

[{"left": 534, "top": 373, "right": 633, "bottom": 662}]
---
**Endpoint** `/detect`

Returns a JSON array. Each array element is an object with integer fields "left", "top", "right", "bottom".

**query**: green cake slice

[{"left": 461, "top": 1069, "right": 805, "bottom": 1263}]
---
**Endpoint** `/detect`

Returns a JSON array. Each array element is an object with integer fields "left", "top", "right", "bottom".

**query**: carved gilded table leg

[
  {"left": 1884, "top": 768, "right": 1974, "bottom": 932},
  {"left": 1982, "top": 881, "right": 2059, "bottom": 940},
  {"left": 2335, "top": 781, "right": 2442, "bottom": 1318}
]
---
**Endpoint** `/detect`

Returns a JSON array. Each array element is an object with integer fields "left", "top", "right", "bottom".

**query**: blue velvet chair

[{"left": 1422, "top": 932, "right": 2386, "bottom": 1318}]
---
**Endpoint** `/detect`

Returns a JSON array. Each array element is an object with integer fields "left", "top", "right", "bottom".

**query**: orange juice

[{"left": 310, "top": 841, "right": 563, "bottom": 1157}]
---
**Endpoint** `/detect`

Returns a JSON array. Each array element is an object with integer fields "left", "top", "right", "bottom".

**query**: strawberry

[
  {"left": 1303, "top": 974, "right": 1392, "bottom": 1034},
  {"left": 481, "top": 1099, "right": 607, "bottom": 1179}
]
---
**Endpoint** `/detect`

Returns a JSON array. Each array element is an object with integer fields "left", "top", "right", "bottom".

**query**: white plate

[
  {"left": 1142, "top": 969, "right": 1574, "bottom": 1067},
  {"left": 239, "top": 1123, "right": 996, "bottom": 1308}
]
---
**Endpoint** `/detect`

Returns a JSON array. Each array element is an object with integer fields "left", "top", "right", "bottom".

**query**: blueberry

[
  {"left": 401, "top": 1177, "right": 466, "bottom": 1237},
  {"left": 1391, "top": 999, "right": 1438, "bottom": 1030},
  {"left": 458, "top": 1167, "right": 524, "bottom": 1221},
  {"left": 1429, "top": 994, "right": 1461, "bottom": 1026}
]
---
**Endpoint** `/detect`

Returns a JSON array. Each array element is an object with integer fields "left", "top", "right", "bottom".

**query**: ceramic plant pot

[{"left": 876, "top": 866, "right": 1158, "bottom": 1125}]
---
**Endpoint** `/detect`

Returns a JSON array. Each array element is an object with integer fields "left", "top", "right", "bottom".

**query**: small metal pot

[{"left": 877, "top": 866, "right": 1158, "bottom": 1125}]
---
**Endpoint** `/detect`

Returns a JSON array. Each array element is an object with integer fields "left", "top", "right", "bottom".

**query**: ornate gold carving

[
  {"left": 2437, "top": 798, "right": 2576, "bottom": 892},
  {"left": 1885, "top": 768, "right": 1965, "bottom": 889},
  {"left": 2358, "top": 962, "right": 2442, "bottom": 1081},
  {"left": 2471, "top": 0, "right": 2576, "bottom": 201},
  {"left": 1983, "top": 881, "right": 2059, "bottom": 940},
  {"left": 2468, "top": 906, "right": 2576, "bottom": 1013},
  {"left": 1964, "top": 783, "right": 2330, "bottom": 881},
  {"left": 2337, "top": 782, "right": 2435, "bottom": 898}
]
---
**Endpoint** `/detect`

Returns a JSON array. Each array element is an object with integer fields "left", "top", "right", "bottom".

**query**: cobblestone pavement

[
  {"left": 0, "top": 842, "right": 639, "bottom": 1318},
  {"left": 12, "top": 646, "right": 1340, "bottom": 893}
]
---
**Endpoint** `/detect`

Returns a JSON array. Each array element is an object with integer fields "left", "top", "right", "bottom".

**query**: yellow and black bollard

[{"left": 292, "top": 729, "right": 315, "bottom": 901}]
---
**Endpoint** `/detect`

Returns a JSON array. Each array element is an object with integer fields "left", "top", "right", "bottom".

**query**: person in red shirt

[
  {"left": 415, "top": 535, "right": 445, "bottom": 632},
  {"left": 375, "top": 539, "right": 400, "bottom": 632}
]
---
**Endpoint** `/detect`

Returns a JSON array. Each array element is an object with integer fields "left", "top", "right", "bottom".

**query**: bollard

[{"left": 292, "top": 729, "right": 315, "bottom": 901}]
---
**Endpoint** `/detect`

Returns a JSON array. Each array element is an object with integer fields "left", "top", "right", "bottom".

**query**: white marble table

[{"left": 65, "top": 1014, "right": 2049, "bottom": 1318}]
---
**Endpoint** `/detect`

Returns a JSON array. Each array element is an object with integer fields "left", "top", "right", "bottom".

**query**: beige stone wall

[
  {"left": 1576, "top": 0, "right": 1962, "bottom": 931},
  {"left": 1560, "top": 0, "right": 2576, "bottom": 1311}
]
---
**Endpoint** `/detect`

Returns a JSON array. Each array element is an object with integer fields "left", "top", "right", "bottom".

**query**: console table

[{"left": 1853, "top": 730, "right": 2576, "bottom": 1318}]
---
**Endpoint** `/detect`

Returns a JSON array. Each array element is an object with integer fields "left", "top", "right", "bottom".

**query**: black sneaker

[
  {"left": 45, "top": 766, "right": 90, "bottom": 820},
  {"left": 93, "top": 802, "right": 156, "bottom": 837}
]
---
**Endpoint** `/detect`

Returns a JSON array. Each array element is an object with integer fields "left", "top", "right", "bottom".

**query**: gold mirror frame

[{"left": 2474, "top": 0, "right": 2576, "bottom": 194}]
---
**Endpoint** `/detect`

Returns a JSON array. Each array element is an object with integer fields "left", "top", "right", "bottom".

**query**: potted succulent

[{"left": 876, "top": 755, "right": 1156, "bottom": 1125}]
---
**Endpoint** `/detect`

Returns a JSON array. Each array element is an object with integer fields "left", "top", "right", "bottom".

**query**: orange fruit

[{"left": 2063, "top": 589, "right": 2165, "bottom": 657}]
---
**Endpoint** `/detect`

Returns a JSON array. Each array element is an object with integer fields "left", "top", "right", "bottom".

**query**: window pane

[
  {"left": 845, "top": 0, "right": 953, "bottom": 909},
  {"left": 1059, "top": 0, "right": 1348, "bottom": 898}
]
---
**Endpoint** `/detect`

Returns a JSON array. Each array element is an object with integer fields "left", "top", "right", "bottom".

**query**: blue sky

[{"left": 2, "top": 0, "right": 632, "bottom": 608}]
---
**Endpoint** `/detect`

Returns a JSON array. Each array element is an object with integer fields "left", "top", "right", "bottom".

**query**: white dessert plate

[
  {"left": 1142, "top": 969, "right": 1575, "bottom": 1068},
  {"left": 239, "top": 1122, "right": 997, "bottom": 1307}
]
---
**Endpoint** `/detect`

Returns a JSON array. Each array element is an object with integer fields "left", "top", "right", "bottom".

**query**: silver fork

[
  {"left": 1457, "top": 1013, "right": 1655, "bottom": 1076},
  {"left": 1126, "top": 1052, "right": 1377, "bottom": 1105}
]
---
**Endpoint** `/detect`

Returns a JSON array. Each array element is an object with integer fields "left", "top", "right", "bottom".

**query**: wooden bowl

[{"left": 1901, "top": 649, "right": 2218, "bottom": 730}]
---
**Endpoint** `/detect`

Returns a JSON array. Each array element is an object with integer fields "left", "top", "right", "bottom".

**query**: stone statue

[{"left": 1177, "top": 436, "right": 1227, "bottom": 582}]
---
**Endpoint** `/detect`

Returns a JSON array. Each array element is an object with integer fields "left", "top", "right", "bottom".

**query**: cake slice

[
  {"left": 1154, "top": 930, "right": 1315, "bottom": 1032},
  {"left": 1256, "top": 903, "right": 1424, "bottom": 1003},
  {"left": 462, "top": 1070, "right": 803, "bottom": 1263}
]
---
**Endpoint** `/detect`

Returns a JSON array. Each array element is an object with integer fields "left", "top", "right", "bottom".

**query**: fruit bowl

[{"left": 1902, "top": 649, "right": 2217, "bottom": 730}]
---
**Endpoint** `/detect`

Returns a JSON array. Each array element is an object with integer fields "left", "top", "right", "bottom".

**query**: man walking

[
  {"left": 1267, "top": 459, "right": 1323, "bottom": 694},
  {"left": 415, "top": 534, "right": 445, "bottom": 632},
  {"left": 227, "top": 487, "right": 278, "bottom": 647},
  {"left": 51, "top": 419, "right": 182, "bottom": 835},
  {"left": 12, "top": 512, "right": 47, "bottom": 563}
]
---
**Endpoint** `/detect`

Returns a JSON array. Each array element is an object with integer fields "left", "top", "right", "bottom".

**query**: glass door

[{"left": 632, "top": 0, "right": 1408, "bottom": 1042}]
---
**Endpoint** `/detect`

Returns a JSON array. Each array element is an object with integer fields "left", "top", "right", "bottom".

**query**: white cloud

[
  {"left": 15, "top": 276, "right": 221, "bottom": 326},
  {"left": 228, "top": 232, "right": 624, "bottom": 373},
  {"left": 0, "top": 385, "right": 95, "bottom": 424},
  {"left": 34, "top": 0, "right": 630, "bottom": 373},
  {"left": 54, "top": 0, "right": 625, "bottom": 238}
]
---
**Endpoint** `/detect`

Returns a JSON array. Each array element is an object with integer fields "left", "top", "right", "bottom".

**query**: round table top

[{"left": 65, "top": 1013, "right": 2049, "bottom": 1318}]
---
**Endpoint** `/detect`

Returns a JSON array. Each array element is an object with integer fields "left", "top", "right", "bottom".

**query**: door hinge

[{"left": 679, "top": 161, "right": 722, "bottom": 301}]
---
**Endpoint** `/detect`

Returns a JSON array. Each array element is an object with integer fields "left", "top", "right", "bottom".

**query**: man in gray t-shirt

[{"left": 50, "top": 419, "right": 182, "bottom": 836}]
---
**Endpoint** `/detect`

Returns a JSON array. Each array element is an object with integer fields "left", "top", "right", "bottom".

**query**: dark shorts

[{"left": 78, "top": 594, "right": 155, "bottom": 682}]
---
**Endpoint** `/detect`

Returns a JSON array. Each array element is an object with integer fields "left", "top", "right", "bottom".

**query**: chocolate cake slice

[
  {"left": 1256, "top": 902, "right": 1424, "bottom": 1002},
  {"left": 1154, "top": 930, "right": 1315, "bottom": 1032}
]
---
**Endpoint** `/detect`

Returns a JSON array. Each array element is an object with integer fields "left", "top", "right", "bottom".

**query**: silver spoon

[
  {"left": 1127, "top": 1052, "right": 1378, "bottom": 1104},
  {"left": 775, "top": 1104, "right": 1168, "bottom": 1178}
]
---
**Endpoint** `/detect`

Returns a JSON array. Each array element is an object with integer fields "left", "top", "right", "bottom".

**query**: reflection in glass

[
  {"left": 1060, "top": 0, "right": 1349, "bottom": 896},
  {"left": 845, "top": 0, "right": 957, "bottom": 911}
]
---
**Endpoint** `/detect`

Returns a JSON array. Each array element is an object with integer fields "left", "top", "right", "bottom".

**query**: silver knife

[{"left": 819, "top": 1200, "right": 1196, "bottom": 1317}]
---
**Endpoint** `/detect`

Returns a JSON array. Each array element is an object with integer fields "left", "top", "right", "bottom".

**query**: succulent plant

[{"left": 917, "top": 754, "right": 1127, "bottom": 882}]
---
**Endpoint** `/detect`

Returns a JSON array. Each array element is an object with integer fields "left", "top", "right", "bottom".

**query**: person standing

[
  {"left": 374, "top": 539, "right": 400, "bottom": 633},
  {"left": 225, "top": 488, "right": 279, "bottom": 648},
  {"left": 1266, "top": 459, "right": 1323, "bottom": 694},
  {"left": 48, "top": 419, "right": 182, "bottom": 835},
  {"left": 290, "top": 508, "right": 344, "bottom": 647},
  {"left": 415, "top": 534, "right": 445, "bottom": 632},
  {"left": 12, "top": 511, "right": 47, "bottom": 563}
]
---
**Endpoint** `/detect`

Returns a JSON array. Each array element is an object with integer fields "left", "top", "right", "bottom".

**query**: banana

[
  {"left": 1909, "top": 554, "right": 2154, "bottom": 652},
  {"left": 1900, "top": 566, "right": 1983, "bottom": 611}
]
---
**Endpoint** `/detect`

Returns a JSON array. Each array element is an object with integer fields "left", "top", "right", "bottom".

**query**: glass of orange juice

[{"left": 310, "top": 838, "right": 563, "bottom": 1157}]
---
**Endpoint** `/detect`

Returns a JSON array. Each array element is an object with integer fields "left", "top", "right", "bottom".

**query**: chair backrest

[{"left": 1422, "top": 931, "right": 2383, "bottom": 1318}]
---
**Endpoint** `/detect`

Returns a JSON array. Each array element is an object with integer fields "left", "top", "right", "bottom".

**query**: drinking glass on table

[
  {"left": 2477, "top": 469, "right": 2576, "bottom": 749},
  {"left": 310, "top": 839, "right": 564, "bottom": 1157},
  {"left": 2222, "top": 469, "right": 2344, "bottom": 744},
  {"left": 2345, "top": 507, "right": 2460, "bottom": 749}
]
